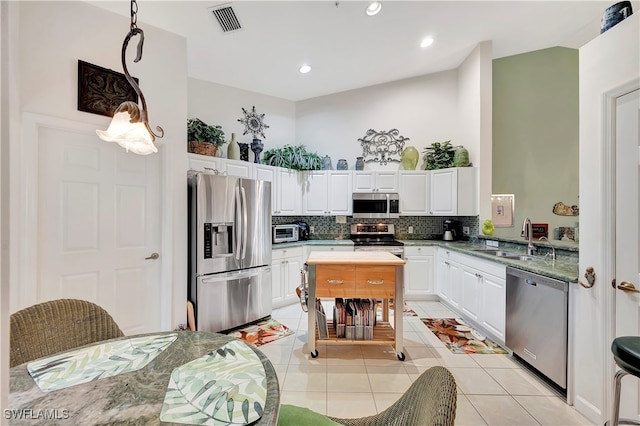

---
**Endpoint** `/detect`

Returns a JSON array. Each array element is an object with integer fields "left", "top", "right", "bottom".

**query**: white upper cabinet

[
  {"left": 398, "top": 171, "right": 429, "bottom": 215},
  {"left": 254, "top": 164, "right": 277, "bottom": 214},
  {"left": 429, "top": 167, "right": 478, "bottom": 216},
  {"left": 353, "top": 171, "right": 398, "bottom": 192},
  {"left": 187, "top": 153, "right": 225, "bottom": 175},
  {"left": 274, "top": 167, "right": 301, "bottom": 216},
  {"left": 302, "top": 171, "right": 352, "bottom": 215},
  {"left": 225, "top": 159, "right": 253, "bottom": 178}
]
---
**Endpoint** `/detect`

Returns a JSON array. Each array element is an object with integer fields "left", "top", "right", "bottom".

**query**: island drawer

[
  {"left": 355, "top": 265, "right": 396, "bottom": 298},
  {"left": 315, "top": 265, "right": 356, "bottom": 297}
]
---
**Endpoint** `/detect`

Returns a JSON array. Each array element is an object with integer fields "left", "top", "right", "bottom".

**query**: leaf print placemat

[
  {"left": 422, "top": 318, "right": 507, "bottom": 354},
  {"left": 27, "top": 332, "right": 178, "bottom": 392},
  {"left": 160, "top": 339, "right": 267, "bottom": 425}
]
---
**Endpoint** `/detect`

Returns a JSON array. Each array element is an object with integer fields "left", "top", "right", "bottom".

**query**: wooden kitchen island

[{"left": 305, "top": 251, "right": 406, "bottom": 360}]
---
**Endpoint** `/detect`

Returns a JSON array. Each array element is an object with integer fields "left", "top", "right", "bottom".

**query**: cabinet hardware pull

[
  {"left": 367, "top": 280, "right": 384, "bottom": 285},
  {"left": 617, "top": 280, "right": 640, "bottom": 294},
  {"left": 444, "top": 261, "right": 450, "bottom": 266},
  {"left": 327, "top": 279, "right": 344, "bottom": 285}
]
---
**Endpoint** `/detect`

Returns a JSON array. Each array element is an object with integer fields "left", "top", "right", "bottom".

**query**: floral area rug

[
  {"left": 387, "top": 300, "right": 418, "bottom": 317},
  {"left": 225, "top": 317, "right": 293, "bottom": 347},
  {"left": 421, "top": 317, "right": 507, "bottom": 354}
]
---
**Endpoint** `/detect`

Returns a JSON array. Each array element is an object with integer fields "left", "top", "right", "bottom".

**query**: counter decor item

[
  {"left": 227, "top": 133, "right": 240, "bottom": 160},
  {"left": 336, "top": 159, "right": 348, "bottom": 170},
  {"left": 453, "top": 145, "right": 470, "bottom": 167},
  {"left": 251, "top": 138, "right": 264, "bottom": 163},
  {"left": 239, "top": 143, "right": 250, "bottom": 161},
  {"left": 553, "top": 201, "right": 579, "bottom": 216},
  {"left": 187, "top": 118, "right": 226, "bottom": 157},
  {"left": 481, "top": 219, "right": 495, "bottom": 236},
  {"left": 400, "top": 146, "right": 419, "bottom": 170},
  {"left": 423, "top": 140, "right": 455, "bottom": 170},
  {"left": 322, "top": 155, "right": 332, "bottom": 170},
  {"left": 355, "top": 157, "right": 365, "bottom": 170},
  {"left": 601, "top": 1, "right": 633, "bottom": 33},
  {"left": 358, "top": 128, "right": 408, "bottom": 165},
  {"left": 262, "top": 145, "right": 323, "bottom": 170}
]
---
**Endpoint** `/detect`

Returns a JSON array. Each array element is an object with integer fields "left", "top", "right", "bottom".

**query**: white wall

[
  {"left": 188, "top": 79, "right": 296, "bottom": 161},
  {"left": 457, "top": 41, "right": 492, "bottom": 221},
  {"left": 12, "top": 2, "right": 188, "bottom": 329},
  {"left": 576, "top": 14, "right": 639, "bottom": 424},
  {"left": 295, "top": 70, "right": 459, "bottom": 170}
]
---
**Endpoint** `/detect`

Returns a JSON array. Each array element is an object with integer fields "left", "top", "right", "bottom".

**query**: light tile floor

[{"left": 265, "top": 300, "right": 594, "bottom": 425}]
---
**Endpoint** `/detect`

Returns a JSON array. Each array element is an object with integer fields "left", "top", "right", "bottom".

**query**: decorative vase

[
  {"left": 238, "top": 143, "right": 250, "bottom": 162},
  {"left": 355, "top": 157, "right": 365, "bottom": 170},
  {"left": 401, "top": 146, "right": 419, "bottom": 170},
  {"left": 227, "top": 133, "right": 240, "bottom": 160},
  {"left": 322, "top": 155, "right": 332, "bottom": 170},
  {"left": 250, "top": 138, "right": 264, "bottom": 164},
  {"left": 336, "top": 159, "right": 348, "bottom": 170},
  {"left": 453, "top": 146, "right": 470, "bottom": 167}
]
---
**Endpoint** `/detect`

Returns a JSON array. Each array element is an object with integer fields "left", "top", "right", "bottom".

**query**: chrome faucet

[
  {"left": 537, "top": 236, "right": 556, "bottom": 260},
  {"left": 521, "top": 218, "right": 536, "bottom": 255}
]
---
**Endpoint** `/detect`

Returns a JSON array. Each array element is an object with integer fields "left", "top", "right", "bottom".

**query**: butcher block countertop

[{"left": 306, "top": 251, "right": 405, "bottom": 265}]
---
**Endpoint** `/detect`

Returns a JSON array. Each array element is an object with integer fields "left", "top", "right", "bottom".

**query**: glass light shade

[
  {"left": 96, "top": 110, "right": 158, "bottom": 155},
  {"left": 365, "top": 1, "right": 382, "bottom": 16}
]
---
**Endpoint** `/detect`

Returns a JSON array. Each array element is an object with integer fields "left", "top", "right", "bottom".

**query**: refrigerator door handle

[
  {"left": 234, "top": 185, "right": 242, "bottom": 261},
  {"left": 241, "top": 186, "right": 248, "bottom": 259}
]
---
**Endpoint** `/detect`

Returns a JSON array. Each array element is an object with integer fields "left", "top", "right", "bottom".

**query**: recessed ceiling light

[
  {"left": 420, "top": 37, "right": 434, "bottom": 48},
  {"left": 365, "top": 1, "right": 382, "bottom": 16},
  {"left": 299, "top": 64, "right": 311, "bottom": 74}
]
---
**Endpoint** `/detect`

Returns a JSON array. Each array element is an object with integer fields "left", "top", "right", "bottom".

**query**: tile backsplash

[{"left": 272, "top": 216, "right": 479, "bottom": 240}]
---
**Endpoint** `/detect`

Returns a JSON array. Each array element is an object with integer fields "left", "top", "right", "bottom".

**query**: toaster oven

[{"left": 272, "top": 224, "right": 299, "bottom": 243}]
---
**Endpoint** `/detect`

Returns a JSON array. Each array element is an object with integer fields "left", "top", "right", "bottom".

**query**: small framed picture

[
  {"left": 77, "top": 60, "right": 138, "bottom": 117},
  {"left": 491, "top": 194, "right": 514, "bottom": 227}
]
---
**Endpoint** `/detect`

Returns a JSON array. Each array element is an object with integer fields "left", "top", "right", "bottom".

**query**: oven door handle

[{"left": 386, "top": 193, "right": 390, "bottom": 217}]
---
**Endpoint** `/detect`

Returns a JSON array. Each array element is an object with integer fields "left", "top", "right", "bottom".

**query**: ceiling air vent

[{"left": 209, "top": 4, "right": 242, "bottom": 33}]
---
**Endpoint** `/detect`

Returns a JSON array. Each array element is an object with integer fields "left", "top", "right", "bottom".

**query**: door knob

[
  {"left": 145, "top": 252, "right": 160, "bottom": 260},
  {"left": 617, "top": 280, "right": 640, "bottom": 294}
]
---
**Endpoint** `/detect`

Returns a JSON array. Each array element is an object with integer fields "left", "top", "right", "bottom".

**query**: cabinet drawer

[
  {"left": 355, "top": 265, "right": 396, "bottom": 298},
  {"left": 315, "top": 265, "right": 356, "bottom": 297}
]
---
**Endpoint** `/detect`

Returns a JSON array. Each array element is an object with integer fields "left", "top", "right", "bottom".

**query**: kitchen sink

[{"left": 471, "top": 249, "right": 543, "bottom": 262}]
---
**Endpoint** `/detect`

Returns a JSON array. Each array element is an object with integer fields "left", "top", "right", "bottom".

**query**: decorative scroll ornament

[
  {"left": 357, "top": 129, "right": 408, "bottom": 165},
  {"left": 238, "top": 106, "right": 269, "bottom": 139}
]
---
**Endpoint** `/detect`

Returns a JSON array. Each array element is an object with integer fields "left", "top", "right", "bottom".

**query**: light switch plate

[
  {"left": 310, "top": 226, "right": 315, "bottom": 234},
  {"left": 463, "top": 226, "right": 470, "bottom": 236},
  {"left": 336, "top": 215, "right": 347, "bottom": 224},
  {"left": 486, "top": 240, "right": 499, "bottom": 248},
  {"left": 408, "top": 226, "right": 414, "bottom": 234}
]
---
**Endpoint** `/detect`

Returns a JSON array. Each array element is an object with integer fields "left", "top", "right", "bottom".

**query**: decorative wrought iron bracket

[{"left": 357, "top": 129, "right": 408, "bottom": 165}]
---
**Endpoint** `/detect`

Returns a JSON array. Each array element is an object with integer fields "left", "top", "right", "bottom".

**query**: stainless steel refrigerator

[{"left": 188, "top": 172, "right": 272, "bottom": 332}]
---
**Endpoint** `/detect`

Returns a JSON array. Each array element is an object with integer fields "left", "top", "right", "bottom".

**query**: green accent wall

[{"left": 492, "top": 47, "right": 579, "bottom": 240}]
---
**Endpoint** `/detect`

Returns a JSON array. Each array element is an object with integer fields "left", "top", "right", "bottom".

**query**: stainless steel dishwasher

[{"left": 506, "top": 266, "right": 568, "bottom": 390}]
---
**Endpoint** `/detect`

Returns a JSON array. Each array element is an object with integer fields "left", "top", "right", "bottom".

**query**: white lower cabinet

[
  {"left": 404, "top": 246, "right": 436, "bottom": 300},
  {"left": 304, "top": 245, "right": 353, "bottom": 257},
  {"left": 437, "top": 248, "right": 506, "bottom": 343},
  {"left": 272, "top": 246, "right": 303, "bottom": 309}
]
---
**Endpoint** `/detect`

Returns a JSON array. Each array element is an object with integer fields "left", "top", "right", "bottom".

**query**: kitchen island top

[{"left": 306, "top": 250, "right": 405, "bottom": 265}]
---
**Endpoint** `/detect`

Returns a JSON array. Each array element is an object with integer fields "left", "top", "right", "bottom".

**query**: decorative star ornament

[{"left": 238, "top": 106, "right": 269, "bottom": 139}]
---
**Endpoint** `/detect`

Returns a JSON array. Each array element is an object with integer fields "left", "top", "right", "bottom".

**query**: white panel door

[
  {"left": 460, "top": 266, "right": 481, "bottom": 321},
  {"left": 328, "top": 171, "right": 352, "bottom": 215},
  {"left": 302, "top": 171, "right": 329, "bottom": 215},
  {"left": 399, "top": 172, "right": 429, "bottom": 215},
  {"left": 614, "top": 89, "right": 640, "bottom": 419},
  {"left": 430, "top": 168, "right": 457, "bottom": 215},
  {"left": 275, "top": 167, "right": 299, "bottom": 215},
  {"left": 255, "top": 165, "right": 276, "bottom": 214},
  {"left": 37, "top": 125, "right": 161, "bottom": 335}
]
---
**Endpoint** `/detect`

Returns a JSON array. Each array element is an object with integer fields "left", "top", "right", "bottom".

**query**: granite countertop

[
  {"left": 272, "top": 238, "right": 578, "bottom": 283},
  {"left": 401, "top": 239, "right": 579, "bottom": 283}
]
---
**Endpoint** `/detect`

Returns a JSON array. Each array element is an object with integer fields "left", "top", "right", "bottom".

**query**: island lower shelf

[{"left": 315, "top": 320, "right": 396, "bottom": 345}]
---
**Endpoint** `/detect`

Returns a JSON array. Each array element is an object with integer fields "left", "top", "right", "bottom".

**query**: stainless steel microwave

[
  {"left": 272, "top": 224, "right": 299, "bottom": 243},
  {"left": 352, "top": 193, "right": 400, "bottom": 218}
]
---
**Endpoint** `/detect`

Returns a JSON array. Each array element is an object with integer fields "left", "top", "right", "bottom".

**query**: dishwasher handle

[{"left": 526, "top": 279, "right": 537, "bottom": 286}]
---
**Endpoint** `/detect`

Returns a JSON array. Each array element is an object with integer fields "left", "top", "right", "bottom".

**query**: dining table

[{"left": 8, "top": 331, "right": 280, "bottom": 425}]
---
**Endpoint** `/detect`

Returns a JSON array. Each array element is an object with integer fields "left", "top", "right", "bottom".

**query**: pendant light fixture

[{"left": 97, "top": 0, "right": 164, "bottom": 155}]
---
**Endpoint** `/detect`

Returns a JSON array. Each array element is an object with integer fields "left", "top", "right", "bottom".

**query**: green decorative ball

[
  {"left": 453, "top": 146, "right": 470, "bottom": 167},
  {"left": 401, "top": 146, "right": 419, "bottom": 170}
]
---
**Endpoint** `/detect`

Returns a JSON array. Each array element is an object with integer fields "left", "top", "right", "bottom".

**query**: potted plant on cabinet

[{"left": 187, "top": 118, "right": 226, "bottom": 157}]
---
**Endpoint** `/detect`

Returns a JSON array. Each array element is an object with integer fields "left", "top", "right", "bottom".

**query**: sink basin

[{"left": 471, "top": 249, "right": 543, "bottom": 262}]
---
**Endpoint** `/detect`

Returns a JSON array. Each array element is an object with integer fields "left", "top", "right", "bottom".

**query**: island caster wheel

[
  {"left": 397, "top": 352, "right": 406, "bottom": 361},
  {"left": 310, "top": 350, "right": 319, "bottom": 358}
]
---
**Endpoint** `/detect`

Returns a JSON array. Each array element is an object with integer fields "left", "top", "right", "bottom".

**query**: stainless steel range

[{"left": 350, "top": 223, "right": 404, "bottom": 258}]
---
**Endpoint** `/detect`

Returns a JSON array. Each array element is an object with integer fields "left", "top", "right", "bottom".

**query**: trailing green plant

[
  {"left": 423, "top": 140, "right": 455, "bottom": 170},
  {"left": 187, "top": 118, "right": 226, "bottom": 147},
  {"left": 262, "top": 145, "right": 323, "bottom": 170}
]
